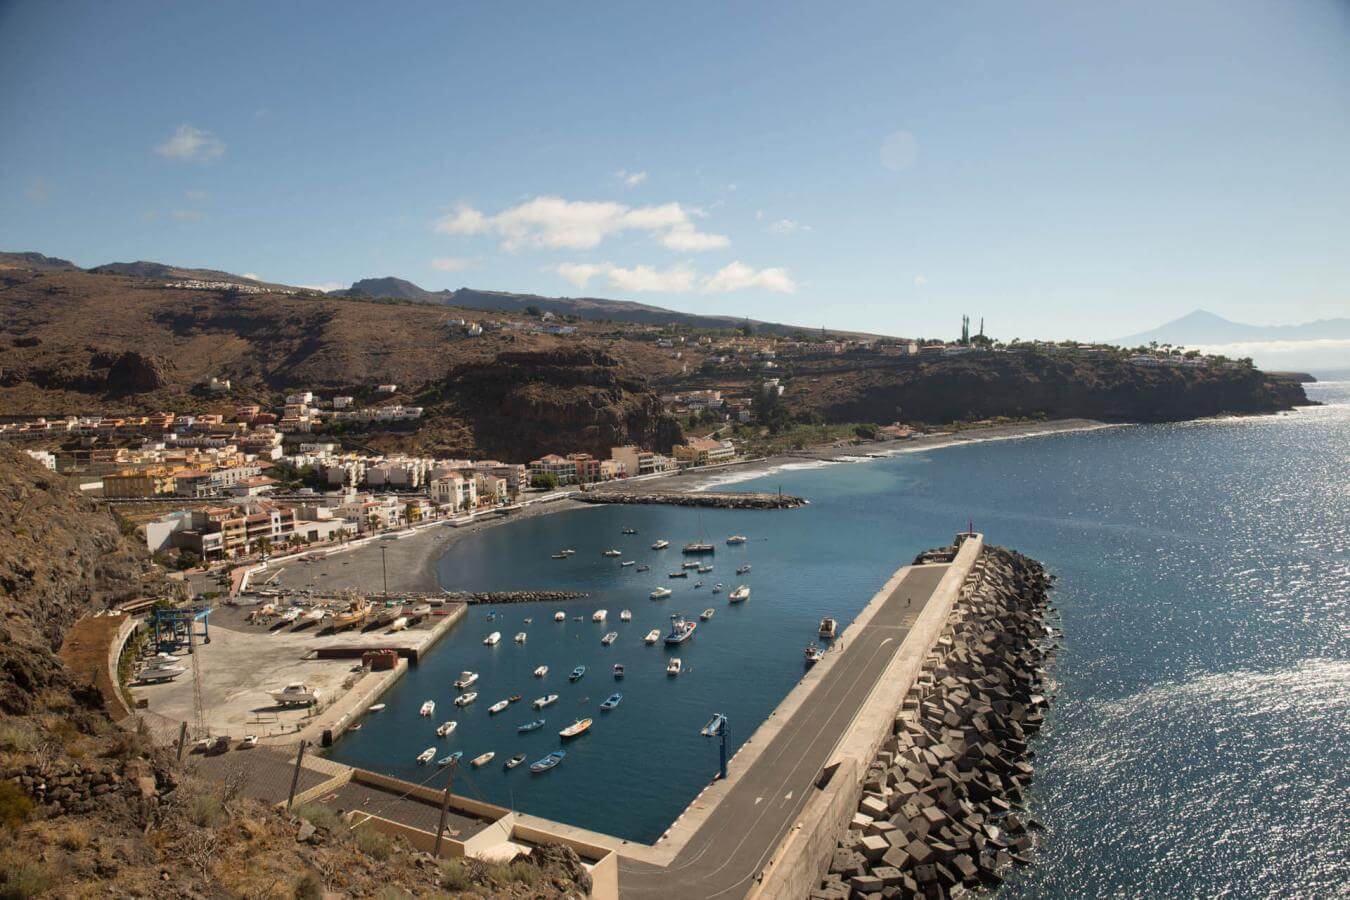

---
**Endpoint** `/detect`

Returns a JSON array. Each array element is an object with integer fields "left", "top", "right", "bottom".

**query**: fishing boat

[
  {"left": 620, "top": 609, "right": 632, "bottom": 621},
  {"left": 644, "top": 629, "right": 661, "bottom": 644},
  {"left": 651, "top": 539, "right": 669, "bottom": 550},
  {"left": 682, "top": 561, "right": 701, "bottom": 569},
  {"left": 693, "top": 581, "right": 704, "bottom": 589},
  {"left": 454, "top": 692, "right": 478, "bottom": 707},
  {"left": 483, "top": 631, "right": 501, "bottom": 646},
  {"left": 700, "top": 608, "right": 715, "bottom": 620},
  {"left": 534, "top": 665, "right": 549, "bottom": 678},
  {"left": 602, "top": 549, "right": 622, "bottom": 557},
  {"left": 667, "top": 658, "right": 683, "bottom": 676},
  {"left": 436, "top": 720, "right": 457, "bottom": 737},
  {"left": 368, "top": 703, "right": 386, "bottom": 713},
  {"left": 373, "top": 604, "right": 404, "bottom": 627},
  {"left": 711, "top": 583, "right": 723, "bottom": 594},
  {"left": 279, "top": 607, "right": 302, "bottom": 624},
  {"left": 437, "top": 751, "right": 463, "bottom": 767},
  {"left": 613, "top": 663, "right": 625, "bottom": 678},
  {"left": 530, "top": 750, "right": 565, "bottom": 774},
  {"left": 554, "top": 611, "right": 566, "bottom": 621},
  {"left": 600, "top": 693, "right": 623, "bottom": 711},
  {"left": 726, "top": 535, "right": 748, "bottom": 545},
  {"left": 419, "top": 700, "right": 436, "bottom": 717},
  {"left": 271, "top": 682, "right": 322, "bottom": 706},
  {"left": 701, "top": 713, "right": 727, "bottom": 736},
  {"left": 669, "top": 570, "right": 689, "bottom": 578},
  {"left": 504, "top": 753, "right": 527, "bottom": 770},
  {"left": 622, "top": 527, "right": 637, "bottom": 534},
  {"left": 818, "top": 617, "right": 838, "bottom": 638},
  {"left": 664, "top": 614, "right": 697, "bottom": 644},
  {"left": 523, "top": 617, "right": 533, "bottom": 624},
  {"left": 519, "top": 718, "right": 546, "bottom": 732},
  {"left": 621, "top": 560, "right": 636, "bottom": 567},
  {"left": 729, "top": 585, "right": 750, "bottom": 602},
  {"left": 515, "top": 631, "right": 527, "bottom": 643},
  {"left": 471, "top": 751, "right": 495, "bottom": 767},
  {"left": 650, "top": 587, "right": 673, "bottom": 599},
  {"left": 805, "top": 644, "right": 824, "bottom": 664},
  {"left": 416, "top": 747, "right": 436, "bottom": 765},
  {"left": 736, "top": 564, "right": 752, "bottom": 575},
  {"left": 592, "top": 609, "right": 608, "bottom": 622},
  {"left": 551, "top": 552, "right": 569, "bottom": 559},
  {"left": 454, "top": 671, "right": 479, "bottom": 689},
  {"left": 562, "top": 549, "right": 576, "bottom": 556},
  {"left": 601, "top": 631, "right": 618, "bottom": 645},
  {"left": 488, "top": 699, "right": 510, "bottom": 714},
  {"left": 388, "top": 616, "right": 409, "bottom": 632},
  {"left": 509, "top": 694, "right": 522, "bottom": 703},
  {"left": 636, "top": 564, "right": 651, "bottom": 572},
  {"left": 533, "top": 694, "right": 559, "bottom": 709},
  {"left": 559, "top": 718, "right": 592, "bottom": 739},
  {"left": 302, "top": 608, "right": 328, "bottom": 623},
  {"left": 569, "top": 666, "right": 586, "bottom": 682},
  {"left": 682, "top": 542, "right": 715, "bottom": 554},
  {"left": 698, "top": 564, "right": 714, "bottom": 573}
]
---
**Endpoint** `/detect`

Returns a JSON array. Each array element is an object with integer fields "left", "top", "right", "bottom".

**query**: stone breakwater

[
  {"left": 814, "top": 545, "right": 1057, "bottom": 899},
  {"left": 444, "top": 590, "right": 590, "bottom": 605},
  {"left": 578, "top": 490, "right": 806, "bottom": 509}
]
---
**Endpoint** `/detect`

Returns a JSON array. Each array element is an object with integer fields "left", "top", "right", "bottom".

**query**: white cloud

[
  {"left": 552, "top": 261, "right": 694, "bottom": 293},
  {"left": 913, "top": 275, "right": 927, "bottom": 287},
  {"left": 430, "top": 256, "right": 476, "bottom": 272},
  {"left": 435, "top": 196, "right": 727, "bottom": 252},
  {"left": 616, "top": 169, "right": 648, "bottom": 187},
  {"left": 155, "top": 124, "right": 225, "bottom": 162},
  {"left": 242, "top": 272, "right": 261, "bottom": 281},
  {"left": 300, "top": 282, "right": 347, "bottom": 293},
  {"left": 767, "top": 218, "right": 808, "bottom": 235},
  {"left": 701, "top": 261, "right": 797, "bottom": 294},
  {"left": 880, "top": 130, "right": 918, "bottom": 171}
]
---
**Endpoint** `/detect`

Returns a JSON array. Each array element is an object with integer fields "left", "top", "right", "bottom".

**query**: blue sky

[{"left": 2, "top": 0, "right": 1348, "bottom": 341}]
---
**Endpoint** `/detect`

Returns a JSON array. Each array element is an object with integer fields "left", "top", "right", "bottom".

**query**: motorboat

[
  {"left": 650, "top": 587, "right": 673, "bottom": 600},
  {"left": 562, "top": 549, "right": 576, "bottom": 556},
  {"left": 651, "top": 540, "right": 669, "bottom": 550},
  {"left": 601, "top": 631, "right": 618, "bottom": 645},
  {"left": 559, "top": 718, "right": 592, "bottom": 739},
  {"left": 436, "top": 720, "right": 457, "bottom": 737},
  {"left": 622, "top": 527, "right": 637, "bottom": 534},
  {"left": 142, "top": 655, "right": 184, "bottom": 672},
  {"left": 636, "top": 565, "right": 651, "bottom": 572},
  {"left": 700, "top": 608, "right": 715, "bottom": 620},
  {"left": 736, "top": 564, "right": 752, "bottom": 575},
  {"left": 602, "top": 549, "right": 622, "bottom": 557},
  {"left": 621, "top": 560, "right": 636, "bottom": 567},
  {"left": 302, "top": 608, "right": 328, "bottom": 623},
  {"left": 388, "top": 616, "right": 409, "bottom": 632},
  {"left": 139, "top": 666, "right": 185, "bottom": 683},
  {"left": 533, "top": 694, "right": 559, "bottom": 709},
  {"left": 669, "top": 570, "right": 689, "bottom": 578},
  {"left": 592, "top": 609, "right": 608, "bottom": 622},
  {"left": 551, "top": 552, "right": 569, "bottom": 559},
  {"left": 240, "top": 734, "right": 259, "bottom": 748},
  {"left": 417, "top": 747, "right": 436, "bottom": 765},
  {"left": 698, "top": 564, "right": 714, "bottom": 573},
  {"left": 488, "top": 699, "right": 510, "bottom": 714},
  {"left": 534, "top": 665, "right": 549, "bottom": 678},
  {"left": 279, "top": 607, "right": 302, "bottom": 624},
  {"left": 667, "top": 658, "right": 683, "bottom": 676},
  {"left": 454, "top": 671, "right": 479, "bottom": 689},
  {"left": 509, "top": 694, "right": 522, "bottom": 703},
  {"left": 726, "top": 535, "right": 748, "bottom": 545},
  {"left": 613, "top": 663, "right": 625, "bottom": 678},
  {"left": 729, "top": 585, "right": 750, "bottom": 602},
  {"left": 569, "top": 666, "right": 586, "bottom": 682},
  {"left": 147, "top": 652, "right": 181, "bottom": 664},
  {"left": 515, "top": 631, "right": 527, "bottom": 643},
  {"left": 367, "top": 703, "right": 386, "bottom": 713},
  {"left": 519, "top": 718, "right": 546, "bottom": 732},
  {"left": 620, "top": 610, "right": 632, "bottom": 621},
  {"left": 682, "top": 542, "right": 715, "bottom": 554},
  {"left": 454, "top": 692, "right": 477, "bottom": 707},
  {"left": 530, "top": 750, "right": 565, "bottom": 773},
  {"left": 600, "top": 693, "right": 622, "bottom": 711},
  {"left": 505, "top": 753, "right": 527, "bottom": 770},
  {"left": 682, "top": 561, "right": 701, "bottom": 569},
  {"left": 819, "top": 617, "right": 838, "bottom": 639},
  {"left": 419, "top": 700, "right": 436, "bottom": 717},
  {"left": 483, "top": 631, "right": 501, "bottom": 646},
  {"left": 664, "top": 614, "right": 697, "bottom": 644},
  {"left": 644, "top": 629, "right": 660, "bottom": 644},
  {"left": 805, "top": 644, "right": 825, "bottom": 664},
  {"left": 271, "top": 683, "right": 320, "bottom": 706},
  {"left": 437, "top": 751, "right": 463, "bottom": 767},
  {"left": 554, "top": 611, "right": 566, "bottom": 621},
  {"left": 523, "top": 617, "right": 533, "bottom": 624},
  {"left": 711, "top": 583, "right": 723, "bottom": 594},
  {"left": 693, "top": 581, "right": 704, "bottom": 589},
  {"left": 701, "top": 713, "right": 727, "bottom": 736},
  {"left": 471, "top": 751, "right": 495, "bottom": 767}
]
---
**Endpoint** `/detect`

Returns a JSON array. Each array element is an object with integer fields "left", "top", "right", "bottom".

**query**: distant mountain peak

[{"left": 1116, "top": 310, "right": 1350, "bottom": 346}]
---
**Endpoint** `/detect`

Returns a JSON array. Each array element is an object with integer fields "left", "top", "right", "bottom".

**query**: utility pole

[
  {"left": 433, "top": 759, "right": 458, "bottom": 857},
  {"left": 718, "top": 717, "right": 730, "bottom": 781},
  {"left": 380, "top": 545, "right": 388, "bottom": 597},
  {"left": 286, "top": 740, "right": 308, "bottom": 810}
]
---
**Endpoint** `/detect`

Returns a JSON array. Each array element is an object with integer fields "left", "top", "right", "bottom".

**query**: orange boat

[{"left": 559, "top": 718, "right": 592, "bottom": 739}]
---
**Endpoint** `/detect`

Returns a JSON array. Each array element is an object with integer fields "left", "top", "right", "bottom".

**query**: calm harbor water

[{"left": 330, "top": 382, "right": 1348, "bottom": 894}]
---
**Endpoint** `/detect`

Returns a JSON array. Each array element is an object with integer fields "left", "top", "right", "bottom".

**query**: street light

[{"left": 379, "top": 544, "right": 388, "bottom": 596}]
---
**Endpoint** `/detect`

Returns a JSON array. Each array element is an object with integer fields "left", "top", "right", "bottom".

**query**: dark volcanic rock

[{"left": 101, "top": 350, "right": 176, "bottom": 393}]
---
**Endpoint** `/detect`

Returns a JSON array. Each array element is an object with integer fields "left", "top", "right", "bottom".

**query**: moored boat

[
  {"left": 698, "top": 564, "right": 714, "bottom": 573},
  {"left": 554, "top": 611, "right": 566, "bottom": 621},
  {"left": 417, "top": 747, "right": 436, "bottom": 764},
  {"left": 726, "top": 535, "right": 748, "bottom": 544},
  {"left": 620, "top": 609, "right": 632, "bottom": 621},
  {"left": 419, "top": 700, "right": 436, "bottom": 717},
  {"left": 533, "top": 694, "right": 559, "bottom": 709},
  {"left": 667, "top": 658, "right": 683, "bottom": 676},
  {"left": 600, "top": 693, "right": 622, "bottom": 711},
  {"left": 621, "top": 560, "right": 636, "bottom": 567},
  {"left": 601, "top": 631, "right": 618, "bottom": 645},
  {"left": 483, "top": 631, "right": 501, "bottom": 645},
  {"left": 471, "top": 751, "right": 495, "bottom": 767},
  {"left": 569, "top": 666, "right": 586, "bottom": 682},
  {"left": 636, "top": 564, "right": 651, "bottom": 572},
  {"left": 729, "top": 585, "right": 750, "bottom": 602},
  {"left": 436, "top": 720, "right": 457, "bottom": 737},
  {"left": 644, "top": 629, "right": 661, "bottom": 644},
  {"left": 682, "top": 542, "right": 715, "bottom": 554},
  {"left": 505, "top": 753, "right": 527, "bottom": 770},
  {"left": 701, "top": 712, "right": 727, "bottom": 736},
  {"left": 534, "top": 665, "right": 549, "bottom": 678},
  {"left": 664, "top": 614, "right": 697, "bottom": 644},
  {"left": 454, "top": 692, "right": 477, "bottom": 707},
  {"left": 650, "top": 587, "right": 672, "bottom": 599},
  {"left": 602, "top": 549, "right": 622, "bottom": 557},
  {"left": 530, "top": 750, "right": 565, "bottom": 773},
  {"left": 559, "top": 718, "right": 592, "bottom": 739},
  {"left": 437, "top": 751, "right": 463, "bottom": 767},
  {"left": 454, "top": 671, "right": 479, "bottom": 689},
  {"left": 613, "top": 663, "right": 625, "bottom": 678},
  {"left": 519, "top": 718, "right": 546, "bottom": 734},
  {"left": 700, "top": 608, "right": 714, "bottom": 620},
  {"left": 736, "top": 564, "right": 752, "bottom": 574},
  {"left": 711, "top": 583, "right": 723, "bottom": 594},
  {"left": 515, "top": 631, "right": 527, "bottom": 643},
  {"left": 592, "top": 609, "right": 608, "bottom": 622},
  {"left": 805, "top": 644, "right": 824, "bottom": 664},
  {"left": 488, "top": 699, "right": 509, "bottom": 714},
  {"left": 651, "top": 539, "right": 669, "bottom": 550},
  {"left": 622, "top": 527, "right": 637, "bottom": 534},
  {"left": 818, "top": 617, "right": 838, "bottom": 639},
  {"left": 669, "top": 570, "right": 689, "bottom": 578},
  {"left": 682, "top": 561, "right": 701, "bottom": 569}
]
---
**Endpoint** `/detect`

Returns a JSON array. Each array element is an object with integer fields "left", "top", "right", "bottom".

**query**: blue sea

[{"left": 329, "top": 382, "right": 1348, "bottom": 896}]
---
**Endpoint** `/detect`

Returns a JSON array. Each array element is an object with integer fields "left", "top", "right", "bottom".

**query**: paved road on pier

[{"left": 618, "top": 563, "right": 950, "bottom": 899}]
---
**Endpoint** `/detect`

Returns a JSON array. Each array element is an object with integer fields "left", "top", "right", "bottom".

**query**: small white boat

[
  {"left": 367, "top": 703, "right": 386, "bottom": 713},
  {"left": 559, "top": 718, "right": 593, "bottom": 739},
  {"left": 669, "top": 571, "right": 689, "bottom": 578},
  {"left": 417, "top": 747, "right": 436, "bottom": 765},
  {"left": 682, "top": 561, "right": 701, "bottom": 569},
  {"left": 712, "top": 583, "right": 723, "bottom": 594},
  {"left": 454, "top": 671, "right": 479, "bottom": 689},
  {"left": 644, "top": 629, "right": 660, "bottom": 644},
  {"left": 698, "top": 564, "right": 714, "bottom": 573},
  {"left": 271, "top": 682, "right": 321, "bottom": 706},
  {"left": 602, "top": 549, "right": 622, "bottom": 557},
  {"left": 621, "top": 560, "right": 636, "bottom": 567},
  {"left": 701, "top": 608, "right": 715, "bottom": 620},
  {"left": 240, "top": 734, "right": 259, "bottom": 748},
  {"left": 650, "top": 587, "right": 673, "bottom": 600},
  {"left": 420, "top": 700, "right": 436, "bottom": 717},
  {"left": 533, "top": 694, "right": 559, "bottom": 709},
  {"left": 601, "top": 631, "right": 618, "bottom": 645},
  {"left": 534, "top": 665, "right": 549, "bottom": 678},
  {"left": 455, "top": 692, "right": 478, "bottom": 707},
  {"left": 727, "top": 535, "right": 748, "bottom": 544},
  {"left": 488, "top": 699, "right": 510, "bottom": 714},
  {"left": 388, "top": 616, "right": 409, "bottom": 632},
  {"left": 139, "top": 666, "right": 185, "bottom": 683},
  {"left": 819, "top": 617, "right": 838, "bottom": 638},
  {"left": 729, "top": 585, "right": 750, "bottom": 602},
  {"left": 592, "top": 609, "right": 608, "bottom": 622},
  {"left": 554, "top": 611, "right": 566, "bottom": 622},
  {"left": 471, "top": 751, "right": 495, "bottom": 767},
  {"left": 667, "top": 658, "right": 683, "bottom": 676},
  {"left": 736, "top": 564, "right": 752, "bottom": 574},
  {"left": 302, "top": 608, "right": 327, "bottom": 623},
  {"left": 483, "top": 631, "right": 501, "bottom": 646},
  {"left": 524, "top": 617, "right": 533, "bottom": 624},
  {"left": 515, "top": 631, "right": 527, "bottom": 643},
  {"left": 279, "top": 607, "right": 301, "bottom": 623},
  {"left": 805, "top": 644, "right": 825, "bottom": 664},
  {"left": 436, "top": 720, "right": 457, "bottom": 737},
  {"left": 651, "top": 539, "right": 669, "bottom": 550},
  {"left": 620, "top": 610, "right": 632, "bottom": 621}
]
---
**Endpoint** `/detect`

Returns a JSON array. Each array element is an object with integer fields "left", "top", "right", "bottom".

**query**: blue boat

[
  {"left": 664, "top": 614, "right": 697, "bottom": 645},
  {"left": 701, "top": 713, "right": 726, "bottom": 737},
  {"left": 518, "top": 719, "right": 545, "bottom": 733},
  {"left": 530, "top": 750, "right": 566, "bottom": 774},
  {"left": 600, "top": 693, "right": 622, "bottom": 711},
  {"left": 436, "top": 750, "right": 463, "bottom": 767},
  {"left": 569, "top": 665, "right": 586, "bottom": 682}
]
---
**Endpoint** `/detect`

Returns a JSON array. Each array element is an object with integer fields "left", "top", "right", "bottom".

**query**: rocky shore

[
  {"left": 814, "top": 545, "right": 1057, "bottom": 899},
  {"left": 578, "top": 490, "right": 806, "bottom": 509}
]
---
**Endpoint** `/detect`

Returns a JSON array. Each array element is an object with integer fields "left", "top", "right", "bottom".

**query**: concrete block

[
  {"left": 871, "top": 865, "right": 903, "bottom": 887},
  {"left": 906, "top": 840, "right": 933, "bottom": 866},
  {"left": 880, "top": 846, "right": 910, "bottom": 870},
  {"left": 849, "top": 812, "right": 874, "bottom": 831},
  {"left": 859, "top": 833, "right": 890, "bottom": 861},
  {"left": 860, "top": 795, "right": 889, "bottom": 819},
  {"left": 847, "top": 874, "right": 884, "bottom": 894}
]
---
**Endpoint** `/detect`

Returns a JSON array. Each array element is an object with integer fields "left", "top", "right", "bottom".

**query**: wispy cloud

[
  {"left": 701, "top": 261, "right": 796, "bottom": 294},
  {"left": 430, "top": 256, "right": 477, "bottom": 272},
  {"left": 300, "top": 281, "right": 346, "bottom": 293},
  {"left": 434, "top": 196, "right": 727, "bottom": 253},
  {"left": 616, "top": 169, "right": 648, "bottom": 187},
  {"left": 155, "top": 124, "right": 225, "bottom": 163},
  {"left": 554, "top": 259, "right": 795, "bottom": 295},
  {"left": 241, "top": 273, "right": 261, "bottom": 281},
  {"left": 913, "top": 274, "right": 927, "bottom": 287},
  {"left": 768, "top": 218, "right": 808, "bottom": 235}
]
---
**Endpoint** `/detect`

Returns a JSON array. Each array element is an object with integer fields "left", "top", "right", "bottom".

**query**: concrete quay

[{"left": 578, "top": 490, "right": 806, "bottom": 509}]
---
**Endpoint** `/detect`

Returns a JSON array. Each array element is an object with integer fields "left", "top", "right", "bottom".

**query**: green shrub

[
  {"left": 0, "top": 782, "right": 34, "bottom": 831},
  {"left": 292, "top": 871, "right": 322, "bottom": 900},
  {"left": 438, "top": 859, "right": 471, "bottom": 891},
  {"left": 293, "top": 803, "right": 340, "bottom": 832},
  {"left": 187, "top": 792, "right": 224, "bottom": 827},
  {"left": 507, "top": 860, "right": 540, "bottom": 885},
  {"left": 353, "top": 822, "right": 392, "bottom": 860},
  {"left": 0, "top": 850, "right": 52, "bottom": 899},
  {"left": 0, "top": 723, "right": 37, "bottom": 754}
]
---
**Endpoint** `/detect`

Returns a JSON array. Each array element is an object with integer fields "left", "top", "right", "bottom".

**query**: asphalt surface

[{"left": 618, "top": 564, "right": 950, "bottom": 899}]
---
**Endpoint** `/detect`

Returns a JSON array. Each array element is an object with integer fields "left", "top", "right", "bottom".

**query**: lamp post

[{"left": 379, "top": 545, "right": 388, "bottom": 596}]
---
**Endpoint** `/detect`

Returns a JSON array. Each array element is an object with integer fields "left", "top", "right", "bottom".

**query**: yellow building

[{"left": 102, "top": 467, "right": 178, "bottom": 498}]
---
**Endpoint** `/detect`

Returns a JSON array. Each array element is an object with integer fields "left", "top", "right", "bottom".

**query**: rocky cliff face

[{"left": 796, "top": 354, "right": 1312, "bottom": 424}]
